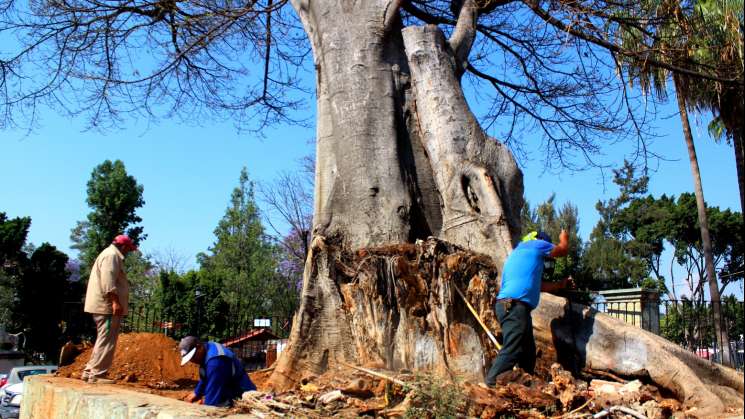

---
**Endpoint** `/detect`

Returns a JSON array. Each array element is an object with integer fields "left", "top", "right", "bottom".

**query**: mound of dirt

[{"left": 57, "top": 332, "right": 198, "bottom": 388}]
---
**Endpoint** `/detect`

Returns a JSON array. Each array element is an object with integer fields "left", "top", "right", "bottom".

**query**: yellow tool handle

[{"left": 454, "top": 285, "right": 502, "bottom": 350}]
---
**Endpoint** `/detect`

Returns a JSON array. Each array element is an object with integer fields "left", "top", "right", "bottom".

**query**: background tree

[
  {"left": 14, "top": 243, "right": 70, "bottom": 361},
  {"left": 690, "top": 0, "right": 744, "bottom": 219},
  {"left": 125, "top": 254, "right": 158, "bottom": 308},
  {"left": 155, "top": 271, "right": 195, "bottom": 336},
  {"left": 1, "top": 213, "right": 74, "bottom": 361},
  {"left": 615, "top": 0, "right": 743, "bottom": 366},
  {"left": 259, "top": 156, "right": 313, "bottom": 317},
  {"left": 2, "top": 0, "right": 743, "bottom": 411},
  {"left": 581, "top": 162, "right": 652, "bottom": 289},
  {"left": 611, "top": 194, "right": 673, "bottom": 289},
  {"left": 0, "top": 212, "right": 32, "bottom": 328},
  {"left": 198, "top": 168, "right": 289, "bottom": 318},
  {"left": 70, "top": 160, "right": 146, "bottom": 273},
  {"left": 150, "top": 247, "right": 191, "bottom": 275},
  {"left": 259, "top": 156, "right": 314, "bottom": 271},
  {"left": 666, "top": 193, "right": 743, "bottom": 301},
  {"left": 521, "top": 195, "right": 582, "bottom": 283}
]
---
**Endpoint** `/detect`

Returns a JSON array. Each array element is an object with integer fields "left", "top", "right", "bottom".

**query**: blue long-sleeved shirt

[
  {"left": 193, "top": 343, "right": 257, "bottom": 407},
  {"left": 194, "top": 356, "right": 234, "bottom": 406}
]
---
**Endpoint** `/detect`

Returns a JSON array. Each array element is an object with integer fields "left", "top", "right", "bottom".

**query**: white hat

[{"left": 178, "top": 336, "right": 200, "bottom": 366}]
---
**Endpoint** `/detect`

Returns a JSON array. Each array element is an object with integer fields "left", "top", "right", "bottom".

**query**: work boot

[{"left": 88, "top": 376, "right": 116, "bottom": 384}]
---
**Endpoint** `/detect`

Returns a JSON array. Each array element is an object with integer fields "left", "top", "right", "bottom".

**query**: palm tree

[
  {"left": 615, "top": 0, "right": 741, "bottom": 366},
  {"left": 695, "top": 0, "right": 744, "bottom": 222}
]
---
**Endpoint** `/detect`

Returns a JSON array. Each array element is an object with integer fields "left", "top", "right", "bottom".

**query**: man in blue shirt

[
  {"left": 179, "top": 336, "right": 257, "bottom": 407},
  {"left": 485, "top": 230, "right": 572, "bottom": 387}
]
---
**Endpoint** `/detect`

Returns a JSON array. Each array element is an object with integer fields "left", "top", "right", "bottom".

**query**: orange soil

[{"left": 57, "top": 332, "right": 199, "bottom": 390}]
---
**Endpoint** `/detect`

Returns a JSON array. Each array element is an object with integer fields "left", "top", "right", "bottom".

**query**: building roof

[{"left": 222, "top": 328, "right": 280, "bottom": 347}]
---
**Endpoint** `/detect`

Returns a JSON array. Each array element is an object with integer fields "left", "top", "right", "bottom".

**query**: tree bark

[
  {"left": 674, "top": 75, "right": 732, "bottom": 368},
  {"left": 732, "top": 127, "right": 744, "bottom": 220},
  {"left": 268, "top": 4, "right": 743, "bottom": 415}
]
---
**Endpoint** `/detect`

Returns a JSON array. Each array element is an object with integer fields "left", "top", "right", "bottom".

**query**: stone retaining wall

[{"left": 20, "top": 376, "right": 252, "bottom": 418}]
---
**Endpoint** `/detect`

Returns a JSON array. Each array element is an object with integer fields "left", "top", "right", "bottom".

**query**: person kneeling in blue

[
  {"left": 484, "top": 230, "right": 573, "bottom": 387},
  {"left": 179, "top": 336, "right": 257, "bottom": 406}
]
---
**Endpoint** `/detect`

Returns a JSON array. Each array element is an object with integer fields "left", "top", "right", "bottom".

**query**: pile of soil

[{"left": 57, "top": 333, "right": 198, "bottom": 391}]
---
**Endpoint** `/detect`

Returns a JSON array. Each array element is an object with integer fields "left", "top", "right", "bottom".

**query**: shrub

[{"left": 403, "top": 373, "right": 465, "bottom": 419}]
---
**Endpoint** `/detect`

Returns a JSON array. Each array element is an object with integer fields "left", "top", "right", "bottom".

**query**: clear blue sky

[{"left": 0, "top": 70, "right": 741, "bottom": 297}]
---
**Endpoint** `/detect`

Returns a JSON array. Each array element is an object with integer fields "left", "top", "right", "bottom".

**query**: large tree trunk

[
  {"left": 674, "top": 75, "right": 733, "bottom": 368},
  {"left": 269, "top": 2, "right": 743, "bottom": 415}
]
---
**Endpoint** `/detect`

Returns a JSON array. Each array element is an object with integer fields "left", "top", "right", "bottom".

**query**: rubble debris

[
  {"left": 300, "top": 382, "right": 320, "bottom": 393},
  {"left": 340, "top": 377, "right": 377, "bottom": 398},
  {"left": 318, "top": 389, "right": 345, "bottom": 405},
  {"left": 55, "top": 332, "right": 696, "bottom": 418},
  {"left": 590, "top": 379, "right": 644, "bottom": 405},
  {"left": 341, "top": 361, "right": 408, "bottom": 387},
  {"left": 593, "top": 405, "right": 648, "bottom": 419},
  {"left": 548, "top": 362, "right": 588, "bottom": 409}
]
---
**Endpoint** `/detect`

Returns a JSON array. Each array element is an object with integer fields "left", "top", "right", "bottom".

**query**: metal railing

[
  {"left": 593, "top": 299, "right": 744, "bottom": 370},
  {"left": 121, "top": 304, "right": 292, "bottom": 342},
  {"left": 61, "top": 302, "right": 292, "bottom": 344}
]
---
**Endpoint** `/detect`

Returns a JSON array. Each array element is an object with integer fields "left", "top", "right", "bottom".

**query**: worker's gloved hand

[{"left": 184, "top": 393, "right": 200, "bottom": 403}]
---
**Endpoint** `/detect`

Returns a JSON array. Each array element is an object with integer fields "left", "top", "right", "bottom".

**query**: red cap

[{"left": 112, "top": 234, "right": 138, "bottom": 251}]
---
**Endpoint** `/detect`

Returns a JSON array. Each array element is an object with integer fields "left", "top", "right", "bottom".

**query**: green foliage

[
  {"left": 15, "top": 243, "right": 69, "bottom": 361},
  {"left": 198, "top": 168, "right": 291, "bottom": 318},
  {"left": 0, "top": 213, "right": 32, "bottom": 326},
  {"left": 580, "top": 162, "right": 654, "bottom": 290},
  {"left": 155, "top": 271, "right": 196, "bottom": 331},
  {"left": 665, "top": 193, "right": 743, "bottom": 298},
  {"left": 660, "top": 296, "right": 744, "bottom": 349},
  {"left": 120, "top": 168, "right": 299, "bottom": 341},
  {"left": 580, "top": 161, "right": 743, "bottom": 297},
  {"left": 187, "top": 270, "right": 230, "bottom": 339},
  {"left": 125, "top": 252, "right": 158, "bottom": 308},
  {"left": 721, "top": 295, "right": 744, "bottom": 340},
  {"left": 403, "top": 374, "right": 466, "bottom": 419},
  {"left": 707, "top": 116, "right": 726, "bottom": 143},
  {"left": 0, "top": 213, "right": 31, "bottom": 262},
  {"left": 139, "top": 269, "right": 230, "bottom": 340},
  {"left": 71, "top": 160, "right": 145, "bottom": 273},
  {"left": 521, "top": 195, "right": 582, "bottom": 282},
  {"left": 1, "top": 212, "right": 74, "bottom": 361}
]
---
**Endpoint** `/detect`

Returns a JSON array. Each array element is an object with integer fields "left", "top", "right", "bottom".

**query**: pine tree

[{"left": 198, "top": 168, "right": 283, "bottom": 319}]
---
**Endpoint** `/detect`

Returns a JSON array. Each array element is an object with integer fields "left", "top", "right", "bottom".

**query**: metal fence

[
  {"left": 63, "top": 298, "right": 743, "bottom": 370},
  {"left": 61, "top": 302, "right": 292, "bottom": 345},
  {"left": 121, "top": 304, "right": 292, "bottom": 342},
  {"left": 593, "top": 299, "right": 744, "bottom": 370}
]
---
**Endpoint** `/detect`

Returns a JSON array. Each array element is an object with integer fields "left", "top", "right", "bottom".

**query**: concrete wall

[{"left": 21, "top": 376, "right": 253, "bottom": 418}]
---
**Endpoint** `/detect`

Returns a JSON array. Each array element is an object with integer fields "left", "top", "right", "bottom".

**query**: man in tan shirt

[{"left": 82, "top": 234, "right": 136, "bottom": 383}]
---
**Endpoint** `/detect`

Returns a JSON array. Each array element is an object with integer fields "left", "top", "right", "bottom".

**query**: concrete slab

[{"left": 21, "top": 376, "right": 255, "bottom": 418}]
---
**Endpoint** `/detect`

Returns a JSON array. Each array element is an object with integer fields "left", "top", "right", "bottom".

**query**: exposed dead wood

[
  {"left": 340, "top": 362, "right": 409, "bottom": 388},
  {"left": 583, "top": 368, "right": 628, "bottom": 384},
  {"left": 270, "top": 237, "right": 743, "bottom": 417}
]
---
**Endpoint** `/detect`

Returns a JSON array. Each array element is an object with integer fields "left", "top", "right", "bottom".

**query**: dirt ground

[
  {"left": 57, "top": 333, "right": 278, "bottom": 401},
  {"left": 57, "top": 333, "right": 199, "bottom": 399},
  {"left": 55, "top": 333, "right": 720, "bottom": 418}
]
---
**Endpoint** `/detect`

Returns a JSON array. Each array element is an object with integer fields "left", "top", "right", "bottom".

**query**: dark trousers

[{"left": 485, "top": 300, "right": 536, "bottom": 386}]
